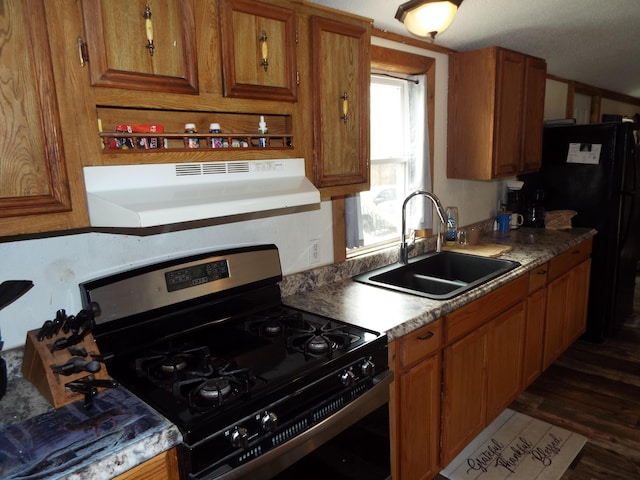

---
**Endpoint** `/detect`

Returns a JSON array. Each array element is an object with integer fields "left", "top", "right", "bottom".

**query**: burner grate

[
  {"left": 173, "top": 364, "right": 257, "bottom": 413},
  {"left": 287, "top": 320, "right": 360, "bottom": 359}
]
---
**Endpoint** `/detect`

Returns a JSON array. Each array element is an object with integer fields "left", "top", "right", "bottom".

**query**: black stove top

[{"left": 102, "top": 304, "right": 382, "bottom": 441}]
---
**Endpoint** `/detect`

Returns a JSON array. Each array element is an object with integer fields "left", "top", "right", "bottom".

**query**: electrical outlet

[{"left": 309, "top": 239, "right": 320, "bottom": 265}]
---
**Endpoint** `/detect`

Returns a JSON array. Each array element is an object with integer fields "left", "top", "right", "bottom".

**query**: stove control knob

[
  {"left": 361, "top": 358, "right": 375, "bottom": 377},
  {"left": 230, "top": 427, "right": 249, "bottom": 450},
  {"left": 339, "top": 369, "right": 356, "bottom": 387},
  {"left": 260, "top": 411, "right": 278, "bottom": 433}
]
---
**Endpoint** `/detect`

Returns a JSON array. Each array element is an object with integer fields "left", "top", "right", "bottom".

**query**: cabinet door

[
  {"left": 398, "top": 354, "right": 441, "bottom": 480},
  {"left": 0, "top": 0, "right": 71, "bottom": 218},
  {"left": 441, "top": 325, "right": 488, "bottom": 466},
  {"left": 543, "top": 258, "right": 591, "bottom": 369},
  {"left": 493, "top": 49, "right": 525, "bottom": 177},
  {"left": 219, "top": 0, "right": 297, "bottom": 101},
  {"left": 520, "top": 56, "right": 547, "bottom": 173},
  {"left": 565, "top": 259, "right": 591, "bottom": 345},
  {"left": 310, "top": 16, "right": 369, "bottom": 190},
  {"left": 447, "top": 47, "right": 546, "bottom": 180},
  {"left": 80, "top": 0, "right": 198, "bottom": 94},
  {"left": 486, "top": 303, "right": 525, "bottom": 422},
  {"left": 522, "top": 287, "right": 546, "bottom": 387},
  {"left": 543, "top": 272, "right": 571, "bottom": 369}
]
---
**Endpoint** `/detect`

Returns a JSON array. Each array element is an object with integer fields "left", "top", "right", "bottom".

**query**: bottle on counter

[
  {"left": 258, "top": 115, "right": 268, "bottom": 148},
  {"left": 184, "top": 123, "right": 200, "bottom": 148},
  {"left": 445, "top": 206, "right": 458, "bottom": 245}
]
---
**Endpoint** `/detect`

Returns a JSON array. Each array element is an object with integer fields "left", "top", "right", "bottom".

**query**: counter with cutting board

[
  {"left": 282, "top": 226, "right": 596, "bottom": 340},
  {"left": 443, "top": 242, "right": 513, "bottom": 257}
]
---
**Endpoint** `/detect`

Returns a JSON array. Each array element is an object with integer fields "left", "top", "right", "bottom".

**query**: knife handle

[{"left": 51, "top": 357, "right": 101, "bottom": 376}]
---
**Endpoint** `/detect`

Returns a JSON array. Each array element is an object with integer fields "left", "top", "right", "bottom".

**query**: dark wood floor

[{"left": 509, "top": 277, "right": 640, "bottom": 479}]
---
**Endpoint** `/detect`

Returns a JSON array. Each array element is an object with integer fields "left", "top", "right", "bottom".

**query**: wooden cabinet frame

[
  {"left": 80, "top": 0, "right": 199, "bottom": 94},
  {"left": 219, "top": 0, "right": 298, "bottom": 101},
  {"left": 0, "top": 0, "right": 71, "bottom": 218}
]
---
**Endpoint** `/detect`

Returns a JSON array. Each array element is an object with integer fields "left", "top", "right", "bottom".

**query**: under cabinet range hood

[{"left": 83, "top": 158, "right": 320, "bottom": 228}]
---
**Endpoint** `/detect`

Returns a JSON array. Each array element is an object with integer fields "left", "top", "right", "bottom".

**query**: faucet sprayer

[{"left": 399, "top": 190, "right": 448, "bottom": 264}]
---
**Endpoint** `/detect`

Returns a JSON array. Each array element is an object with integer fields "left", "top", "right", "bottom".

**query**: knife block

[{"left": 22, "top": 329, "right": 110, "bottom": 408}]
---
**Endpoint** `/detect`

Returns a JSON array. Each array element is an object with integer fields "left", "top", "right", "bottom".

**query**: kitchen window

[
  {"left": 346, "top": 79, "right": 432, "bottom": 255},
  {"left": 333, "top": 45, "right": 436, "bottom": 262}
]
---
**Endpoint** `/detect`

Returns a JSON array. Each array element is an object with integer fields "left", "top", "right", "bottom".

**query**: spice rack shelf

[
  {"left": 95, "top": 107, "right": 295, "bottom": 154},
  {"left": 99, "top": 132, "right": 294, "bottom": 151}
]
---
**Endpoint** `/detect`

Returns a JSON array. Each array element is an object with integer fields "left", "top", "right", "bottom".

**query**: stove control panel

[{"left": 165, "top": 259, "right": 229, "bottom": 292}]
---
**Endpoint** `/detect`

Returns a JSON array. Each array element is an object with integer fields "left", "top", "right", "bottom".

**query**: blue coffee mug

[{"left": 497, "top": 212, "right": 511, "bottom": 232}]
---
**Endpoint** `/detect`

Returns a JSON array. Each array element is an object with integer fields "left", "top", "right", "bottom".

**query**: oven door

[{"left": 200, "top": 370, "right": 393, "bottom": 480}]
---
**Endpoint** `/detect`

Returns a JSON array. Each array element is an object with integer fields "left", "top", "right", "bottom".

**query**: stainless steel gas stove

[{"left": 81, "top": 245, "right": 391, "bottom": 480}]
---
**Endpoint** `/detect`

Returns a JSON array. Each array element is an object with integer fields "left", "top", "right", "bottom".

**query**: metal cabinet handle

[
  {"left": 417, "top": 331, "right": 434, "bottom": 341},
  {"left": 260, "top": 30, "right": 269, "bottom": 71},
  {"left": 143, "top": 4, "right": 154, "bottom": 56}
]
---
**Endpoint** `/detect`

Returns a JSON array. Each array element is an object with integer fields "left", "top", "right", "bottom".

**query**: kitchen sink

[{"left": 353, "top": 251, "right": 520, "bottom": 300}]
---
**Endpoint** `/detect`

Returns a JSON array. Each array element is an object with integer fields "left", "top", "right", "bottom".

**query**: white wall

[
  {"left": 601, "top": 98, "right": 639, "bottom": 119},
  {"left": 0, "top": 202, "right": 333, "bottom": 350},
  {"left": 544, "top": 79, "right": 569, "bottom": 121}
]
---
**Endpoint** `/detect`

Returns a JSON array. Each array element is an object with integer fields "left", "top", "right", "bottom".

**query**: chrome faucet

[{"left": 399, "top": 190, "right": 448, "bottom": 264}]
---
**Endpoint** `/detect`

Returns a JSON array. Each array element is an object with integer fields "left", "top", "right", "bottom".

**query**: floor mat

[{"left": 440, "top": 409, "right": 586, "bottom": 480}]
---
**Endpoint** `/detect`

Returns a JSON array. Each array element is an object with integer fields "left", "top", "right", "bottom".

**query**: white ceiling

[{"left": 308, "top": 0, "right": 640, "bottom": 100}]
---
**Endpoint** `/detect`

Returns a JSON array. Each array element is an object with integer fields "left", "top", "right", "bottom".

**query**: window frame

[{"left": 332, "top": 44, "right": 437, "bottom": 262}]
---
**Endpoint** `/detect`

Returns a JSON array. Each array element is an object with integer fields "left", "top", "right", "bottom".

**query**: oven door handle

[{"left": 204, "top": 370, "right": 394, "bottom": 480}]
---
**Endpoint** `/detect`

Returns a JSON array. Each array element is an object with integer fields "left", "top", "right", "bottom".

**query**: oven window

[{"left": 272, "top": 405, "right": 391, "bottom": 480}]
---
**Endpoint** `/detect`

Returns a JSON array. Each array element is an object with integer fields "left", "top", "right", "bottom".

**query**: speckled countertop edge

[{"left": 281, "top": 227, "right": 597, "bottom": 341}]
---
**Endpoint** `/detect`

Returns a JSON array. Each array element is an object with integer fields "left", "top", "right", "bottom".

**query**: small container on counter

[{"left": 445, "top": 206, "right": 459, "bottom": 245}]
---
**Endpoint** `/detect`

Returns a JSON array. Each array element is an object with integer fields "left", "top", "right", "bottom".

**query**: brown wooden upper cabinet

[
  {"left": 0, "top": 1, "right": 71, "bottom": 219},
  {"left": 80, "top": 0, "right": 199, "bottom": 94},
  {"left": 310, "top": 16, "right": 370, "bottom": 193},
  {"left": 219, "top": 0, "right": 298, "bottom": 101},
  {"left": 447, "top": 46, "right": 546, "bottom": 180}
]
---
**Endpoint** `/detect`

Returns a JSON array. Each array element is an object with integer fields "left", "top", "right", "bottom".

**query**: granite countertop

[
  {"left": 0, "top": 368, "right": 182, "bottom": 480},
  {"left": 282, "top": 227, "right": 597, "bottom": 341}
]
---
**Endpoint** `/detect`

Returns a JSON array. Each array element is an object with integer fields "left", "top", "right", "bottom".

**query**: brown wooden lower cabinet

[
  {"left": 543, "top": 239, "right": 592, "bottom": 369},
  {"left": 390, "top": 320, "right": 442, "bottom": 480},
  {"left": 389, "top": 238, "right": 593, "bottom": 478},
  {"left": 113, "top": 448, "right": 180, "bottom": 480}
]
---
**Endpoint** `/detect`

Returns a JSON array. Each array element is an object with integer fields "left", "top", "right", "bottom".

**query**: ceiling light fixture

[{"left": 395, "top": 0, "right": 463, "bottom": 39}]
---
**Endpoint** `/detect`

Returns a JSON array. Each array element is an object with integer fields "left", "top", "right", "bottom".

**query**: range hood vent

[{"left": 83, "top": 158, "right": 320, "bottom": 228}]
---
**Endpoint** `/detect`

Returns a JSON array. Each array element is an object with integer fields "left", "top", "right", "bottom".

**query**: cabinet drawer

[
  {"left": 528, "top": 264, "right": 548, "bottom": 293},
  {"left": 548, "top": 238, "right": 593, "bottom": 281},
  {"left": 445, "top": 275, "right": 528, "bottom": 343},
  {"left": 400, "top": 319, "right": 443, "bottom": 368}
]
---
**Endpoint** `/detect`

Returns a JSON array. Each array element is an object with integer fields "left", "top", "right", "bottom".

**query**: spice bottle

[
  {"left": 184, "top": 123, "right": 200, "bottom": 148},
  {"left": 209, "top": 123, "right": 223, "bottom": 148},
  {"left": 258, "top": 115, "right": 268, "bottom": 148}
]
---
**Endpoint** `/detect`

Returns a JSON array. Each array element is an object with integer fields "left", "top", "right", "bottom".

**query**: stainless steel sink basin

[{"left": 353, "top": 251, "right": 520, "bottom": 300}]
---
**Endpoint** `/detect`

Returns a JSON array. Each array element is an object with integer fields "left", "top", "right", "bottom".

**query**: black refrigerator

[{"left": 519, "top": 122, "right": 640, "bottom": 342}]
